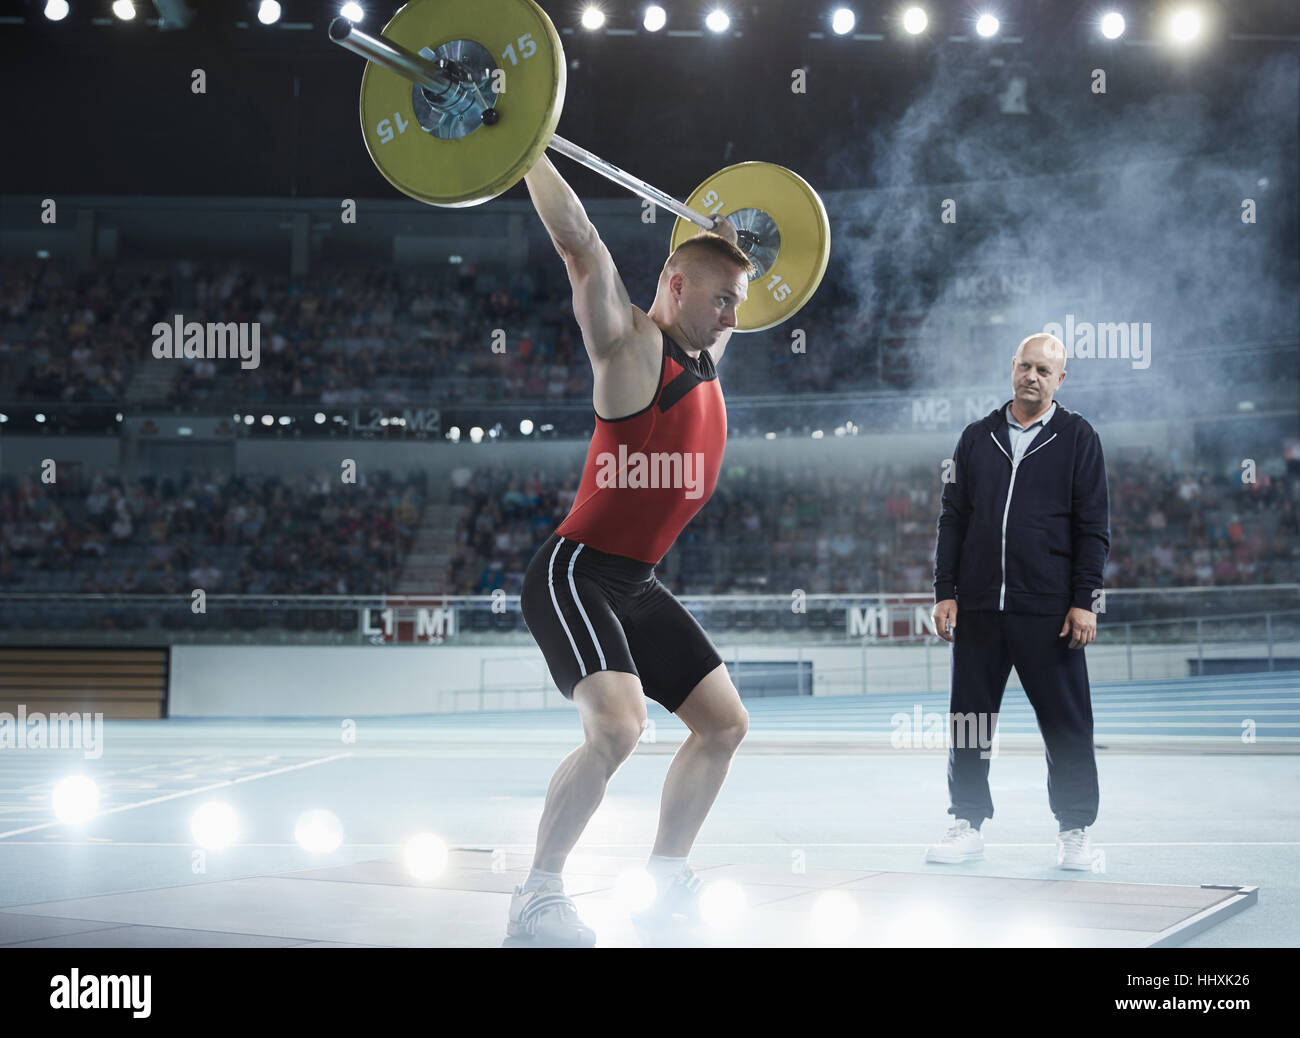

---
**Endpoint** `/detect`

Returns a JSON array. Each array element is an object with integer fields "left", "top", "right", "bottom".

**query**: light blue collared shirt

[{"left": 1005, "top": 400, "right": 1057, "bottom": 464}]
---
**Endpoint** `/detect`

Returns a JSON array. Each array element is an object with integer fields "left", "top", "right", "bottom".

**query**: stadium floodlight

[
  {"left": 902, "top": 6, "right": 928, "bottom": 34},
  {"left": 699, "top": 879, "right": 748, "bottom": 928},
  {"left": 975, "top": 13, "right": 999, "bottom": 37},
  {"left": 294, "top": 809, "right": 343, "bottom": 852},
  {"left": 705, "top": 9, "right": 730, "bottom": 33},
  {"left": 112, "top": 0, "right": 136, "bottom": 20},
  {"left": 1100, "top": 11, "right": 1125, "bottom": 38},
  {"left": 581, "top": 6, "right": 605, "bottom": 31},
  {"left": 339, "top": 1, "right": 363, "bottom": 23},
  {"left": 191, "top": 802, "right": 239, "bottom": 849},
  {"left": 44, "top": 0, "right": 70, "bottom": 21},
  {"left": 831, "top": 8, "right": 855, "bottom": 35},
  {"left": 809, "top": 890, "right": 860, "bottom": 944},
  {"left": 258, "top": 0, "right": 282, "bottom": 26},
  {"left": 403, "top": 833, "right": 449, "bottom": 880},
  {"left": 613, "top": 868, "right": 658, "bottom": 911},
  {"left": 1169, "top": 7, "right": 1202, "bottom": 42},
  {"left": 53, "top": 776, "right": 99, "bottom": 824},
  {"left": 644, "top": 5, "right": 666, "bottom": 31}
]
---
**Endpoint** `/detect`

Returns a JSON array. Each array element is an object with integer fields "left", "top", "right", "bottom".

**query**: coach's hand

[
  {"left": 1059, "top": 606, "right": 1097, "bottom": 648},
  {"left": 933, "top": 599, "right": 957, "bottom": 643}
]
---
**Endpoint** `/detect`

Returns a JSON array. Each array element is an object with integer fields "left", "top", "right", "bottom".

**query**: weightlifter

[{"left": 506, "top": 154, "right": 755, "bottom": 945}]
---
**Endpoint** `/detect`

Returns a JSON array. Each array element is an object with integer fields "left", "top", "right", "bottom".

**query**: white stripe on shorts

[
  {"left": 567, "top": 543, "right": 608, "bottom": 670},
  {"left": 547, "top": 536, "right": 587, "bottom": 678}
]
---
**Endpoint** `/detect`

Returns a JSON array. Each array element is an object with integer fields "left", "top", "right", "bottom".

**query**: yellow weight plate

[
  {"left": 358, "top": 0, "right": 566, "bottom": 206},
  {"left": 670, "top": 162, "right": 831, "bottom": 332}
]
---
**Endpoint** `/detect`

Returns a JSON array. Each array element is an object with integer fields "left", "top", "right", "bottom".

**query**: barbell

[{"left": 328, "top": 0, "right": 830, "bottom": 331}]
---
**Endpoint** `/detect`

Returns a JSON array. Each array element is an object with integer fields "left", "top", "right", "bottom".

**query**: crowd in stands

[
  {"left": 1, "top": 449, "right": 1295, "bottom": 613},
  {"left": 161, "top": 263, "right": 599, "bottom": 407},
  {"left": 0, "top": 469, "right": 426, "bottom": 596},
  {"left": 5, "top": 256, "right": 1297, "bottom": 415},
  {"left": 0, "top": 256, "right": 870, "bottom": 407},
  {"left": 448, "top": 462, "right": 579, "bottom": 596},
  {"left": 0, "top": 260, "right": 160, "bottom": 405},
  {"left": 449, "top": 452, "right": 1300, "bottom": 596},
  {"left": 3, "top": 256, "right": 1298, "bottom": 618}
]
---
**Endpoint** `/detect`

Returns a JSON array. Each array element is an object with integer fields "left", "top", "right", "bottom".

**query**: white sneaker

[
  {"left": 1057, "top": 828, "right": 1093, "bottom": 870},
  {"left": 506, "top": 878, "right": 597, "bottom": 945},
  {"left": 633, "top": 866, "right": 704, "bottom": 928},
  {"left": 925, "top": 819, "right": 985, "bottom": 863}
]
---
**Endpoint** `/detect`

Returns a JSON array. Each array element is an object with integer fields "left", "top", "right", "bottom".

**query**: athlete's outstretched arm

[
  {"left": 523, "top": 153, "right": 595, "bottom": 254},
  {"left": 523, "top": 155, "right": 637, "bottom": 360}
]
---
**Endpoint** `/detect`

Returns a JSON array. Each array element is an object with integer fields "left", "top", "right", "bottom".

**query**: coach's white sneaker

[
  {"left": 925, "top": 819, "right": 985, "bottom": 864},
  {"left": 507, "top": 878, "right": 597, "bottom": 946},
  {"left": 1057, "top": 828, "right": 1093, "bottom": 870}
]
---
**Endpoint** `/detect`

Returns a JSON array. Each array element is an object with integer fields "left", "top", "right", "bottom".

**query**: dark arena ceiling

[{"left": 2, "top": 0, "right": 1299, "bottom": 202}]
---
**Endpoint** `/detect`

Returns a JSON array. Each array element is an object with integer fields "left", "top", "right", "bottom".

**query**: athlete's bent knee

[
  {"left": 587, "top": 720, "right": 643, "bottom": 768},
  {"left": 574, "top": 671, "right": 646, "bottom": 768},
  {"left": 706, "top": 710, "right": 748, "bottom": 753}
]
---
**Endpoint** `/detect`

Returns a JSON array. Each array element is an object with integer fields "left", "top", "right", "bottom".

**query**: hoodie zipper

[{"left": 988, "top": 430, "right": 1058, "bottom": 610}]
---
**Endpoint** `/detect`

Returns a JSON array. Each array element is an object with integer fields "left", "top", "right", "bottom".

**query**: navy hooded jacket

[{"left": 934, "top": 399, "right": 1111, "bottom": 615}]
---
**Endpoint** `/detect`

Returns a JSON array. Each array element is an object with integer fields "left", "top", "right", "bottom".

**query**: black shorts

[{"left": 520, "top": 532, "right": 724, "bottom": 713}]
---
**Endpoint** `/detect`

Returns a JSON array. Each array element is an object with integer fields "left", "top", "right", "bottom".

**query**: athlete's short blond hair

[{"left": 661, "top": 232, "right": 756, "bottom": 282}]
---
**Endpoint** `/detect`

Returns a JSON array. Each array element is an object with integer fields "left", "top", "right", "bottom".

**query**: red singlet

[{"left": 555, "top": 330, "right": 726, "bottom": 564}]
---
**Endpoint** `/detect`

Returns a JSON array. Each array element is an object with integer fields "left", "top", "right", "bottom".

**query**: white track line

[{"left": 0, "top": 752, "right": 353, "bottom": 841}]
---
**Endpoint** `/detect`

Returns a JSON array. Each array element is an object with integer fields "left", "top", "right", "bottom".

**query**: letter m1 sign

[
  {"left": 416, "top": 606, "right": 457, "bottom": 644},
  {"left": 848, "top": 606, "right": 889, "bottom": 638}
]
